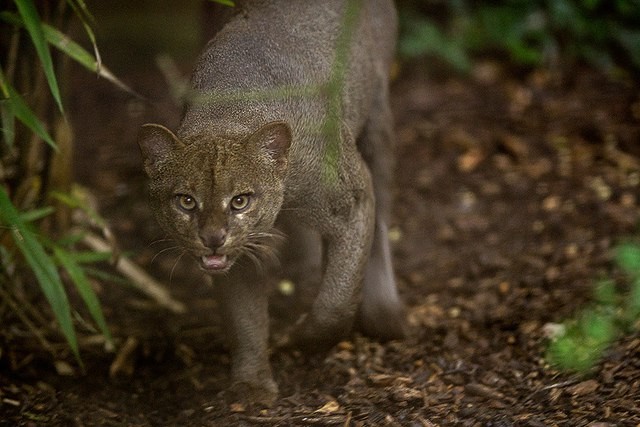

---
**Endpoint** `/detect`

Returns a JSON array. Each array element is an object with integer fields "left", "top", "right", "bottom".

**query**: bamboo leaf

[
  {"left": 0, "top": 99, "right": 16, "bottom": 147},
  {"left": 0, "top": 187, "right": 80, "bottom": 363},
  {"left": 0, "top": 66, "right": 58, "bottom": 150},
  {"left": 50, "top": 189, "right": 107, "bottom": 229},
  {"left": 69, "top": 250, "right": 113, "bottom": 264},
  {"left": 54, "top": 246, "right": 113, "bottom": 347},
  {"left": 0, "top": 66, "right": 16, "bottom": 146},
  {"left": 84, "top": 266, "right": 131, "bottom": 286},
  {"left": 41, "top": 22, "right": 138, "bottom": 96},
  {"left": 0, "top": 11, "right": 139, "bottom": 98},
  {"left": 19, "top": 206, "right": 55, "bottom": 223},
  {"left": 65, "top": 0, "right": 102, "bottom": 70},
  {"left": 207, "top": 0, "right": 235, "bottom": 6},
  {"left": 14, "top": 0, "right": 64, "bottom": 113}
]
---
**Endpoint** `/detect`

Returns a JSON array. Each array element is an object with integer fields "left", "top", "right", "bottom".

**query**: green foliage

[
  {"left": 546, "top": 241, "right": 640, "bottom": 372},
  {"left": 0, "top": 66, "right": 56, "bottom": 148},
  {"left": 398, "top": 0, "right": 640, "bottom": 73},
  {"left": 13, "top": 0, "right": 63, "bottom": 113},
  {"left": 399, "top": 9, "right": 471, "bottom": 73},
  {"left": 207, "top": 0, "right": 235, "bottom": 6},
  {"left": 0, "top": 188, "right": 79, "bottom": 361},
  {"left": 1, "top": 0, "right": 116, "bottom": 363}
]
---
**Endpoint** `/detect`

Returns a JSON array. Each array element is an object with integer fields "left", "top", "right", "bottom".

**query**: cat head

[{"left": 138, "top": 121, "right": 291, "bottom": 273}]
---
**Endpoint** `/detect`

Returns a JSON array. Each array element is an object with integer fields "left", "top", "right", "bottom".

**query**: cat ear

[
  {"left": 138, "top": 124, "right": 184, "bottom": 177},
  {"left": 248, "top": 121, "right": 292, "bottom": 171}
]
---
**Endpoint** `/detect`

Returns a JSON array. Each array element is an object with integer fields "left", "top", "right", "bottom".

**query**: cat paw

[
  {"left": 225, "top": 380, "right": 278, "bottom": 407},
  {"left": 357, "top": 300, "right": 407, "bottom": 341},
  {"left": 277, "top": 313, "right": 350, "bottom": 352}
]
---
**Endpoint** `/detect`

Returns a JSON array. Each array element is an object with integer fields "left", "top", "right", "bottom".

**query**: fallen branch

[{"left": 81, "top": 231, "right": 186, "bottom": 314}]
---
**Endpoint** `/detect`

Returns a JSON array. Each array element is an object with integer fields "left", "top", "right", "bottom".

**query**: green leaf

[
  {"left": 399, "top": 15, "right": 471, "bottom": 72},
  {"left": 41, "top": 21, "right": 137, "bottom": 96},
  {"left": 19, "top": 206, "right": 55, "bottom": 223},
  {"left": 83, "top": 266, "right": 131, "bottom": 286},
  {"left": 54, "top": 247, "right": 113, "bottom": 347},
  {"left": 0, "top": 187, "right": 80, "bottom": 363},
  {"left": 628, "top": 277, "right": 640, "bottom": 321},
  {"left": 14, "top": 0, "right": 64, "bottom": 114},
  {"left": 207, "top": 0, "right": 235, "bottom": 6},
  {"left": 50, "top": 189, "right": 106, "bottom": 229},
  {"left": 70, "top": 250, "right": 113, "bottom": 264},
  {"left": 65, "top": 0, "right": 101, "bottom": 69},
  {"left": 615, "top": 242, "right": 640, "bottom": 277},
  {"left": 0, "top": 66, "right": 57, "bottom": 150},
  {"left": 0, "top": 12, "right": 139, "bottom": 98},
  {"left": 593, "top": 279, "right": 617, "bottom": 305}
]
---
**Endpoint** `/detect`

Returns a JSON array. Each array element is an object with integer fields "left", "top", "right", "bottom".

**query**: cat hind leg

[{"left": 356, "top": 83, "right": 406, "bottom": 341}]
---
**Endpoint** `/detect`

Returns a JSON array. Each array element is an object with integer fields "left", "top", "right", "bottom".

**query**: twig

[
  {"left": 81, "top": 232, "right": 186, "bottom": 314},
  {"left": 541, "top": 379, "right": 580, "bottom": 391},
  {"left": 0, "top": 285, "right": 55, "bottom": 355}
]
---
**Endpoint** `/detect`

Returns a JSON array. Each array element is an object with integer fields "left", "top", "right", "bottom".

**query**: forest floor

[{"left": 2, "top": 46, "right": 640, "bottom": 426}]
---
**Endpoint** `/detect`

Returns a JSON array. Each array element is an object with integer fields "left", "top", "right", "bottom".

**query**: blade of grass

[
  {"left": 54, "top": 246, "right": 113, "bottom": 348},
  {"left": 14, "top": 0, "right": 64, "bottom": 113},
  {"left": 0, "top": 66, "right": 57, "bottom": 150},
  {"left": 0, "top": 187, "right": 80, "bottom": 363}
]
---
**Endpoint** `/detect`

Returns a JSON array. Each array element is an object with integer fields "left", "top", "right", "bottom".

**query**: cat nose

[{"left": 200, "top": 228, "right": 227, "bottom": 249}]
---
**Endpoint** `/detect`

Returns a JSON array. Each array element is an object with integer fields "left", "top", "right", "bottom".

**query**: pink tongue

[{"left": 201, "top": 254, "right": 227, "bottom": 270}]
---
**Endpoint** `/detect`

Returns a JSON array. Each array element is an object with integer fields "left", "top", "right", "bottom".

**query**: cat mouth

[{"left": 200, "top": 254, "right": 230, "bottom": 272}]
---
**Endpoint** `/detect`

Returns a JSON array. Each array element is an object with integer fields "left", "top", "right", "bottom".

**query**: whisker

[
  {"left": 169, "top": 250, "right": 188, "bottom": 284},
  {"left": 149, "top": 246, "right": 182, "bottom": 265},
  {"left": 146, "top": 237, "right": 176, "bottom": 249},
  {"left": 237, "top": 228, "right": 286, "bottom": 274},
  {"left": 242, "top": 246, "right": 266, "bottom": 275}
]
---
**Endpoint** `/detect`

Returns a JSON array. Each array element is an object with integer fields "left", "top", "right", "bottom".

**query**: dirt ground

[{"left": 2, "top": 28, "right": 640, "bottom": 426}]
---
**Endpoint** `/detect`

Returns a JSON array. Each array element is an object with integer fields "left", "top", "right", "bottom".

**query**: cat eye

[
  {"left": 230, "top": 194, "right": 251, "bottom": 212},
  {"left": 176, "top": 194, "right": 197, "bottom": 212}
]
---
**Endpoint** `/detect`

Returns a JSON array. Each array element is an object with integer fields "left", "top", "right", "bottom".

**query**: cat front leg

[
  {"left": 287, "top": 162, "right": 375, "bottom": 350},
  {"left": 217, "top": 267, "right": 277, "bottom": 405}
]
